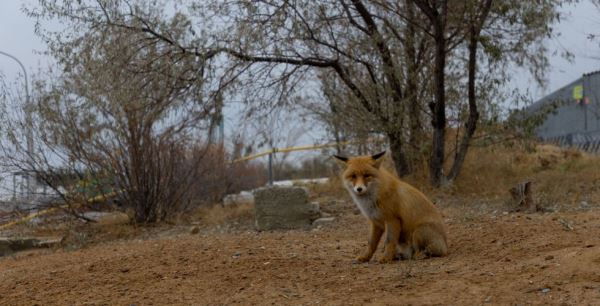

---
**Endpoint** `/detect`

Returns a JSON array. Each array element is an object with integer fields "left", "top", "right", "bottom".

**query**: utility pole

[{"left": 0, "top": 50, "right": 34, "bottom": 199}]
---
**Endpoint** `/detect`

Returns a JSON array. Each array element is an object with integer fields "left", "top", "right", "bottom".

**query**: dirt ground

[{"left": 1, "top": 195, "right": 600, "bottom": 306}]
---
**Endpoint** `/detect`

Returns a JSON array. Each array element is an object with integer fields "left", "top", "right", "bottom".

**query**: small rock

[
  {"left": 308, "top": 202, "right": 321, "bottom": 213},
  {"left": 120, "top": 268, "right": 130, "bottom": 273},
  {"left": 580, "top": 201, "right": 589, "bottom": 209},
  {"left": 190, "top": 226, "right": 200, "bottom": 234},
  {"left": 312, "top": 217, "right": 336, "bottom": 226},
  {"left": 558, "top": 219, "right": 574, "bottom": 231},
  {"left": 545, "top": 255, "right": 554, "bottom": 260},
  {"left": 320, "top": 212, "right": 332, "bottom": 218},
  {"left": 541, "top": 288, "right": 550, "bottom": 293}
]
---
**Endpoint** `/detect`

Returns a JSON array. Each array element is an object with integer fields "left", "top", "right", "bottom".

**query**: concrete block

[{"left": 253, "top": 186, "right": 311, "bottom": 230}]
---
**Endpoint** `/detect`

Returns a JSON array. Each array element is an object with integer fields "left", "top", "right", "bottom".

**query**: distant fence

[{"left": 544, "top": 130, "right": 600, "bottom": 153}]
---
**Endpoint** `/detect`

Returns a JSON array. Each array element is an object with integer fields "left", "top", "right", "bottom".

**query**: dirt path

[{"left": 1, "top": 204, "right": 600, "bottom": 305}]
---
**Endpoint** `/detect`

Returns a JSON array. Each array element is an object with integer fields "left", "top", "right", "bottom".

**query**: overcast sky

[{"left": 1, "top": 0, "right": 600, "bottom": 126}]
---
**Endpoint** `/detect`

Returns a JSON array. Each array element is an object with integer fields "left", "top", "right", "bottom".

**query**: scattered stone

[
  {"left": 190, "top": 226, "right": 200, "bottom": 235},
  {"left": 320, "top": 211, "right": 332, "bottom": 218},
  {"left": 120, "top": 268, "right": 130, "bottom": 273},
  {"left": 579, "top": 201, "right": 590, "bottom": 209},
  {"left": 308, "top": 202, "right": 321, "bottom": 221},
  {"left": 312, "top": 217, "right": 336, "bottom": 226},
  {"left": 545, "top": 255, "right": 554, "bottom": 260},
  {"left": 558, "top": 218, "right": 574, "bottom": 231},
  {"left": 541, "top": 288, "right": 551, "bottom": 294}
]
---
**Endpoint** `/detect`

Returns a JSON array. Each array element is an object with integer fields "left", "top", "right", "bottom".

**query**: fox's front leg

[
  {"left": 356, "top": 221, "right": 383, "bottom": 262},
  {"left": 378, "top": 219, "right": 401, "bottom": 263}
]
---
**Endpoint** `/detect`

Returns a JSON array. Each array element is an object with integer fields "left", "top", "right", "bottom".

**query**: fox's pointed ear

[
  {"left": 332, "top": 155, "right": 348, "bottom": 167},
  {"left": 333, "top": 155, "right": 348, "bottom": 171},
  {"left": 371, "top": 151, "right": 386, "bottom": 168}
]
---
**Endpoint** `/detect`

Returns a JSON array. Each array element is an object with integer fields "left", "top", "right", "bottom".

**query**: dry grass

[
  {"left": 445, "top": 143, "right": 600, "bottom": 210},
  {"left": 193, "top": 202, "right": 255, "bottom": 226},
  {"left": 305, "top": 141, "right": 600, "bottom": 213}
]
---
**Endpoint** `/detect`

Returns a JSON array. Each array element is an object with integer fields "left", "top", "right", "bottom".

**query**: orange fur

[{"left": 334, "top": 152, "right": 448, "bottom": 263}]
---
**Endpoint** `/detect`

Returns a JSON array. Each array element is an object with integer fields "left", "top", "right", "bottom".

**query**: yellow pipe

[{"left": 231, "top": 138, "right": 383, "bottom": 163}]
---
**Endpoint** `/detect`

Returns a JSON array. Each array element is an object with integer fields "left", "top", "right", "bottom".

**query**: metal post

[
  {"left": 268, "top": 151, "right": 273, "bottom": 186},
  {"left": 12, "top": 173, "right": 16, "bottom": 201},
  {"left": 0, "top": 50, "right": 34, "bottom": 199}
]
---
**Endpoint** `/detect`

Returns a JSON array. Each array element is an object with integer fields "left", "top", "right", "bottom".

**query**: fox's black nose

[{"left": 356, "top": 187, "right": 363, "bottom": 192}]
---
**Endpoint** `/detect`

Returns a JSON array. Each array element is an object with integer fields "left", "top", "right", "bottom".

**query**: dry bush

[{"left": 187, "top": 145, "right": 267, "bottom": 207}]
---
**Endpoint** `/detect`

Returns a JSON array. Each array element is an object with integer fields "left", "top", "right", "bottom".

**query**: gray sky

[
  {"left": 1, "top": 1, "right": 600, "bottom": 121},
  {"left": 0, "top": 1, "right": 44, "bottom": 82}
]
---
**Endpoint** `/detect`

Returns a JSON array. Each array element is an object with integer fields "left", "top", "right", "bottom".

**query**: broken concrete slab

[
  {"left": 253, "top": 186, "right": 312, "bottom": 231},
  {"left": 0, "top": 236, "right": 62, "bottom": 256}
]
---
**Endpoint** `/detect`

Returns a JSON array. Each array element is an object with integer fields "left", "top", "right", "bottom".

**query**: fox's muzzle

[{"left": 353, "top": 184, "right": 367, "bottom": 195}]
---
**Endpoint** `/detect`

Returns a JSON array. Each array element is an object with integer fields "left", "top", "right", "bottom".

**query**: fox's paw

[
  {"left": 354, "top": 255, "right": 371, "bottom": 263},
  {"left": 377, "top": 255, "right": 395, "bottom": 264}
]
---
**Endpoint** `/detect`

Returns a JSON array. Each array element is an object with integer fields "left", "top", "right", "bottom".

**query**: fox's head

[{"left": 333, "top": 151, "right": 386, "bottom": 197}]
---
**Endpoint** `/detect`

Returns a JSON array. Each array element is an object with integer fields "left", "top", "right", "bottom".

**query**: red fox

[{"left": 334, "top": 151, "right": 448, "bottom": 263}]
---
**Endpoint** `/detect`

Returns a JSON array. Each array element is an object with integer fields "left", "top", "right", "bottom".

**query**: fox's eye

[
  {"left": 364, "top": 174, "right": 372, "bottom": 179},
  {"left": 350, "top": 174, "right": 357, "bottom": 180}
]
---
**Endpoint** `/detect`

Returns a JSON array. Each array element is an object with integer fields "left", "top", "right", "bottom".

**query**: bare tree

[
  {"left": 8, "top": 2, "right": 235, "bottom": 223},
  {"left": 25, "top": 0, "right": 570, "bottom": 189}
]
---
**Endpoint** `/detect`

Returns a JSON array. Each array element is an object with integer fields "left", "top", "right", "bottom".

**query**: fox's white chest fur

[{"left": 348, "top": 189, "right": 381, "bottom": 220}]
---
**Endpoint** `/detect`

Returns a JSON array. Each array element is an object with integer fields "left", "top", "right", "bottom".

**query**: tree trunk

[
  {"left": 429, "top": 18, "right": 447, "bottom": 187},
  {"left": 447, "top": 0, "right": 492, "bottom": 183},
  {"left": 405, "top": 0, "right": 423, "bottom": 166},
  {"left": 388, "top": 132, "right": 410, "bottom": 177},
  {"left": 447, "top": 25, "right": 479, "bottom": 182}
]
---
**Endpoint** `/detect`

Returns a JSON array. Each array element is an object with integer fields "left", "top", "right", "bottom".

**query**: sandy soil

[{"left": 1, "top": 199, "right": 600, "bottom": 306}]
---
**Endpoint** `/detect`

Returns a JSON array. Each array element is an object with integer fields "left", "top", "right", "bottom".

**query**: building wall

[
  {"left": 530, "top": 72, "right": 600, "bottom": 140},
  {"left": 583, "top": 72, "right": 600, "bottom": 132}
]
